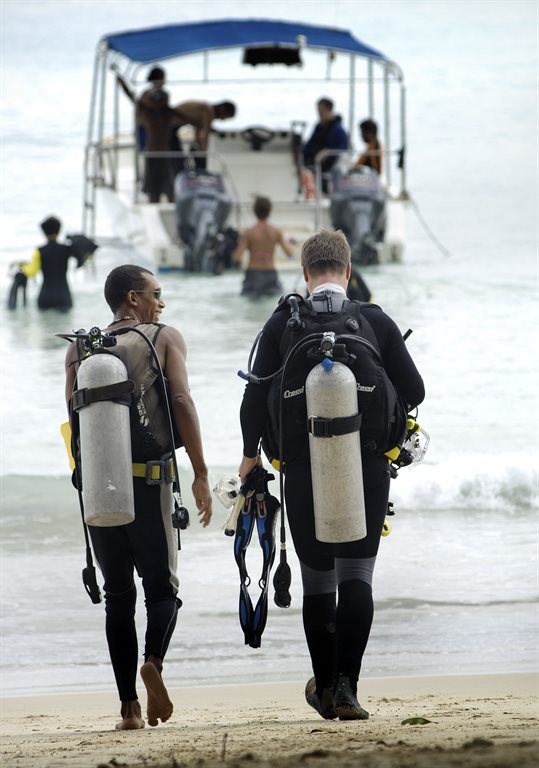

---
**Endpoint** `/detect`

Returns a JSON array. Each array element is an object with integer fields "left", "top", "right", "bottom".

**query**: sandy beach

[{"left": 1, "top": 673, "right": 537, "bottom": 767}]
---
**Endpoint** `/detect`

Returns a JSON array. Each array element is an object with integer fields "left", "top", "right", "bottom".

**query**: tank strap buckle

[
  {"left": 308, "top": 413, "right": 362, "bottom": 438},
  {"left": 72, "top": 380, "right": 134, "bottom": 411},
  {"left": 143, "top": 459, "right": 175, "bottom": 485}
]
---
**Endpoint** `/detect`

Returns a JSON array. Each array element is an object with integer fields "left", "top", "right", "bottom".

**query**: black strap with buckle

[
  {"left": 72, "top": 380, "right": 134, "bottom": 411},
  {"left": 308, "top": 412, "right": 362, "bottom": 438}
]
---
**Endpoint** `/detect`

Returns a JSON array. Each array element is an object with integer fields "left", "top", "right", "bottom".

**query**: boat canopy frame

[{"left": 83, "top": 18, "right": 407, "bottom": 235}]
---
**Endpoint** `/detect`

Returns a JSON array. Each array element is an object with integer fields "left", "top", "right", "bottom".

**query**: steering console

[{"left": 240, "top": 126, "right": 275, "bottom": 151}]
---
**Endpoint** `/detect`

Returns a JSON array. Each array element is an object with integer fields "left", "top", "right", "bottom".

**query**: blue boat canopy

[{"left": 104, "top": 18, "right": 389, "bottom": 64}]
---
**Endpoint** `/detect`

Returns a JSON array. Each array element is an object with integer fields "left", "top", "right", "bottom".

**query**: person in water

[
  {"left": 64, "top": 265, "right": 212, "bottom": 731},
  {"left": 18, "top": 216, "right": 77, "bottom": 311},
  {"left": 232, "top": 196, "right": 294, "bottom": 298},
  {"left": 355, "top": 119, "right": 383, "bottom": 176},
  {"left": 237, "top": 229, "right": 424, "bottom": 720}
]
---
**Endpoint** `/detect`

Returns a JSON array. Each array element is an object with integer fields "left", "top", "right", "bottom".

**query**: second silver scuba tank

[
  {"left": 77, "top": 353, "right": 135, "bottom": 527},
  {"left": 305, "top": 354, "right": 366, "bottom": 543}
]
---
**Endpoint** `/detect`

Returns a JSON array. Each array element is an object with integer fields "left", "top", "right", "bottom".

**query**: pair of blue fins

[{"left": 227, "top": 465, "right": 291, "bottom": 648}]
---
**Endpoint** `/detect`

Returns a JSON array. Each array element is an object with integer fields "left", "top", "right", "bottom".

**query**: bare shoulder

[
  {"left": 270, "top": 223, "right": 286, "bottom": 241},
  {"left": 65, "top": 339, "right": 79, "bottom": 368},
  {"left": 156, "top": 323, "right": 187, "bottom": 354}
]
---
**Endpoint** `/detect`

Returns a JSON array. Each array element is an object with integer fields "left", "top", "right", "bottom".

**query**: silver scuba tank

[
  {"left": 305, "top": 355, "right": 366, "bottom": 543},
  {"left": 77, "top": 353, "right": 135, "bottom": 526}
]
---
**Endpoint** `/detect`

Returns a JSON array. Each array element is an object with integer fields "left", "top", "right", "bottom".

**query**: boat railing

[{"left": 83, "top": 138, "right": 242, "bottom": 235}]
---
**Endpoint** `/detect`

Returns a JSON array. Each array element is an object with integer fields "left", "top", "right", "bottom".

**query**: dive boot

[
  {"left": 305, "top": 677, "right": 337, "bottom": 720},
  {"left": 334, "top": 675, "right": 369, "bottom": 720}
]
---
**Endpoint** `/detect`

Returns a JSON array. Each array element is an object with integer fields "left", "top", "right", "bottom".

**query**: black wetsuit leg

[
  {"left": 145, "top": 157, "right": 174, "bottom": 202},
  {"left": 285, "top": 454, "right": 390, "bottom": 692},
  {"left": 89, "top": 480, "right": 179, "bottom": 701}
]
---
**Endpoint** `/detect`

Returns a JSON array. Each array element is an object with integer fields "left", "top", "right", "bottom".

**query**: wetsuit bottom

[
  {"left": 284, "top": 454, "right": 390, "bottom": 692},
  {"left": 89, "top": 479, "right": 179, "bottom": 701},
  {"left": 37, "top": 283, "right": 72, "bottom": 310}
]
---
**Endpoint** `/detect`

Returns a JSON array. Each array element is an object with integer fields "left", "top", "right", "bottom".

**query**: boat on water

[{"left": 83, "top": 19, "right": 409, "bottom": 273}]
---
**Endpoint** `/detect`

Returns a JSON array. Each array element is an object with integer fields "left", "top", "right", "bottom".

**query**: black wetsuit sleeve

[
  {"left": 363, "top": 305, "right": 425, "bottom": 409},
  {"left": 240, "top": 315, "right": 285, "bottom": 457}
]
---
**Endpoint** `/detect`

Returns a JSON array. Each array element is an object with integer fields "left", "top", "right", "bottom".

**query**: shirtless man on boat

[
  {"left": 173, "top": 100, "right": 236, "bottom": 152},
  {"left": 233, "top": 196, "right": 294, "bottom": 298}
]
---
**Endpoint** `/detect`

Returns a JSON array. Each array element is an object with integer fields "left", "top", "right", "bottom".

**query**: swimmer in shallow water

[{"left": 232, "top": 196, "right": 295, "bottom": 298}]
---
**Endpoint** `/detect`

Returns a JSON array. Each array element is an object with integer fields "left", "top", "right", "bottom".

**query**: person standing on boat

[
  {"left": 355, "top": 119, "right": 383, "bottom": 176},
  {"left": 302, "top": 98, "right": 348, "bottom": 199},
  {"left": 237, "top": 229, "right": 424, "bottom": 720},
  {"left": 17, "top": 216, "right": 77, "bottom": 311},
  {"left": 136, "top": 67, "right": 180, "bottom": 203},
  {"left": 115, "top": 65, "right": 180, "bottom": 202},
  {"left": 171, "top": 100, "right": 236, "bottom": 170},
  {"left": 64, "top": 265, "right": 213, "bottom": 730},
  {"left": 232, "top": 196, "right": 294, "bottom": 298}
]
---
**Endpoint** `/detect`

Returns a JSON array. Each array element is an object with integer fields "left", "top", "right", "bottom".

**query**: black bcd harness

[{"left": 262, "top": 293, "right": 408, "bottom": 464}]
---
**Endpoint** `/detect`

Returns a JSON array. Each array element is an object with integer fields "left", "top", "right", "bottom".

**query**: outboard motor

[
  {"left": 174, "top": 170, "right": 232, "bottom": 273},
  {"left": 330, "top": 166, "right": 387, "bottom": 265}
]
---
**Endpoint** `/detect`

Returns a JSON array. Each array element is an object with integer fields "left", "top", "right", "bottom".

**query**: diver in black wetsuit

[
  {"left": 19, "top": 216, "right": 76, "bottom": 310},
  {"left": 237, "top": 229, "right": 425, "bottom": 721},
  {"left": 64, "top": 264, "right": 212, "bottom": 731}
]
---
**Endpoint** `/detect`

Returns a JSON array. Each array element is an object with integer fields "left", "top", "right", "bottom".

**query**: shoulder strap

[{"left": 345, "top": 301, "right": 381, "bottom": 353}]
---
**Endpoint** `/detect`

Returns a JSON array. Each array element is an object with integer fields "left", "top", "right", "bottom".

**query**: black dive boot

[
  {"left": 305, "top": 677, "right": 337, "bottom": 720},
  {"left": 334, "top": 675, "right": 369, "bottom": 720}
]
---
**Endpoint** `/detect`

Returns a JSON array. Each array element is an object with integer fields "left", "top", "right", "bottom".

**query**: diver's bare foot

[
  {"left": 140, "top": 657, "right": 173, "bottom": 727},
  {"left": 115, "top": 700, "right": 145, "bottom": 730}
]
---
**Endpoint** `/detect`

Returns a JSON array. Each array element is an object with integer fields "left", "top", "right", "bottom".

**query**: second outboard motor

[
  {"left": 330, "top": 166, "right": 387, "bottom": 265},
  {"left": 174, "top": 170, "right": 232, "bottom": 273}
]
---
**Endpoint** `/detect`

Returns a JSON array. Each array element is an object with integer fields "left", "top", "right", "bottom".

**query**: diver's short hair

[
  {"left": 301, "top": 229, "right": 350, "bottom": 276},
  {"left": 40, "top": 216, "right": 61, "bottom": 236},
  {"left": 104, "top": 264, "right": 153, "bottom": 312},
  {"left": 254, "top": 196, "right": 271, "bottom": 219},
  {"left": 317, "top": 97, "right": 334, "bottom": 111},
  {"left": 147, "top": 66, "right": 165, "bottom": 82},
  {"left": 214, "top": 101, "right": 236, "bottom": 118}
]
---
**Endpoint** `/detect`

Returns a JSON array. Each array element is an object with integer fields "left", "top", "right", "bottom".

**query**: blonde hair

[{"left": 301, "top": 229, "right": 350, "bottom": 276}]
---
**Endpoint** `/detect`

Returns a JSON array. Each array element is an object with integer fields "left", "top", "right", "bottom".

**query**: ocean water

[{"left": 0, "top": 0, "right": 537, "bottom": 697}]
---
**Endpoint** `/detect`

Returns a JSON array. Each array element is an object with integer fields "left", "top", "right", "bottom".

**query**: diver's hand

[
  {"left": 192, "top": 476, "right": 212, "bottom": 527},
  {"left": 238, "top": 455, "right": 260, "bottom": 483}
]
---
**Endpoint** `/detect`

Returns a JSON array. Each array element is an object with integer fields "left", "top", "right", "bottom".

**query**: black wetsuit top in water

[{"left": 37, "top": 241, "right": 73, "bottom": 310}]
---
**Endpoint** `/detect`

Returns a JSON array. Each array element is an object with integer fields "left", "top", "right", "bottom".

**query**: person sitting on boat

[
  {"left": 355, "top": 119, "right": 383, "bottom": 176},
  {"left": 17, "top": 216, "right": 77, "bottom": 311},
  {"left": 302, "top": 97, "right": 348, "bottom": 199},
  {"left": 232, "top": 196, "right": 294, "bottom": 298},
  {"left": 170, "top": 100, "right": 236, "bottom": 170}
]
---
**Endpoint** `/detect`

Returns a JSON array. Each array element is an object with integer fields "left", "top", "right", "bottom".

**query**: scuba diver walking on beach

[
  {"left": 237, "top": 229, "right": 424, "bottom": 720},
  {"left": 63, "top": 265, "right": 212, "bottom": 730}
]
